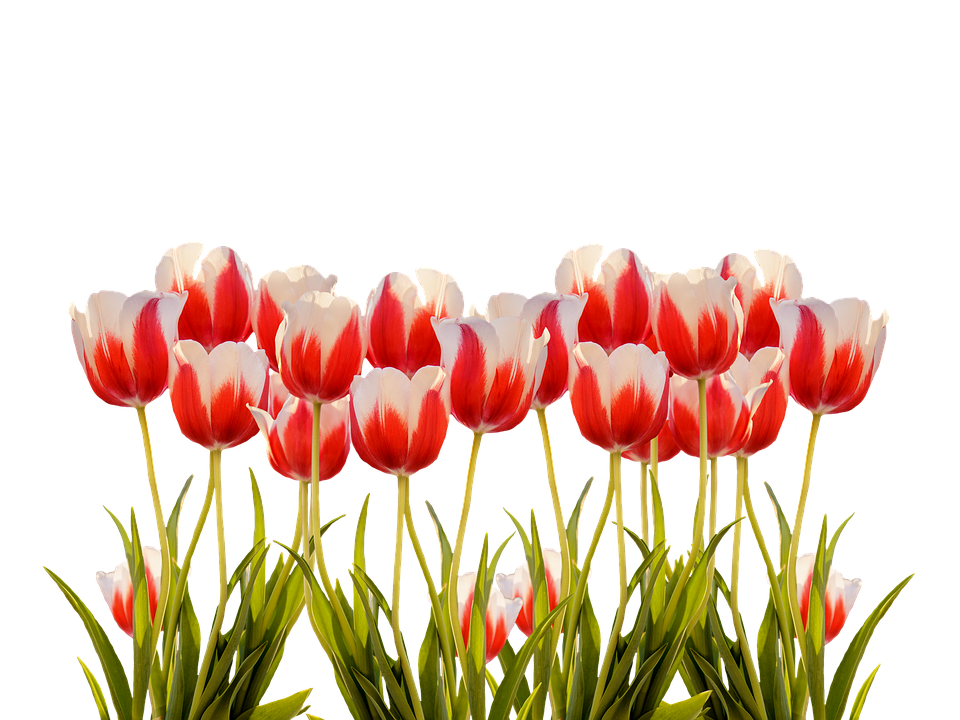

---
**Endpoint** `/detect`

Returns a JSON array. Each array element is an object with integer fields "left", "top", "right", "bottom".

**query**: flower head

[
  {"left": 96, "top": 547, "right": 162, "bottom": 637},
  {"left": 797, "top": 553, "right": 861, "bottom": 643},
  {"left": 457, "top": 572, "right": 523, "bottom": 663},
  {"left": 496, "top": 550, "right": 562, "bottom": 637}
]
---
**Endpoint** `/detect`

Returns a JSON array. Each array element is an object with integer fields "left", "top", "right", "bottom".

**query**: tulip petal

[{"left": 405, "top": 367, "right": 451, "bottom": 476}]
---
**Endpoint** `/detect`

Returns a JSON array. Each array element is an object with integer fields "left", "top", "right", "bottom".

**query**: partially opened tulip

[
  {"left": 253, "top": 266, "right": 337, "bottom": 371},
  {"left": 70, "top": 291, "right": 187, "bottom": 408},
  {"left": 719, "top": 251, "right": 802, "bottom": 359},
  {"left": 278, "top": 291, "right": 366, "bottom": 405},
  {"left": 730, "top": 348, "right": 789, "bottom": 457},
  {"left": 366, "top": 269, "right": 463, "bottom": 377},
  {"left": 652, "top": 268, "right": 743, "bottom": 379},
  {"left": 349, "top": 366, "right": 451, "bottom": 478},
  {"left": 249, "top": 395, "right": 350, "bottom": 483},
  {"left": 773, "top": 297, "right": 887, "bottom": 416},
  {"left": 169, "top": 340, "right": 269, "bottom": 451},
  {"left": 556, "top": 245, "right": 655, "bottom": 353},
  {"left": 457, "top": 572, "right": 523, "bottom": 663},
  {"left": 96, "top": 547, "right": 162, "bottom": 637},
  {"left": 156, "top": 243, "right": 255, "bottom": 351},
  {"left": 266, "top": 372, "right": 290, "bottom": 419},
  {"left": 496, "top": 549, "right": 562, "bottom": 637},
  {"left": 797, "top": 554, "right": 861, "bottom": 643}
]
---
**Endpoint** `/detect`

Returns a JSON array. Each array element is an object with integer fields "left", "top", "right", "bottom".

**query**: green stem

[
  {"left": 449, "top": 432, "right": 483, "bottom": 682},
  {"left": 263, "top": 482, "right": 304, "bottom": 627},
  {"left": 135, "top": 406, "right": 171, "bottom": 658},
  {"left": 707, "top": 455, "right": 718, "bottom": 596},
  {"left": 640, "top": 461, "right": 649, "bottom": 547},
  {"left": 537, "top": 407, "right": 570, "bottom": 712},
  {"left": 394, "top": 475, "right": 426, "bottom": 720},
  {"left": 311, "top": 401, "right": 357, "bottom": 658},
  {"left": 786, "top": 413, "right": 822, "bottom": 675}
]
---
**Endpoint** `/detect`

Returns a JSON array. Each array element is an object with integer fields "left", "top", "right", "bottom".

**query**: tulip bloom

[
  {"left": 496, "top": 550, "right": 562, "bottom": 637},
  {"left": 718, "top": 251, "right": 802, "bottom": 359},
  {"left": 475, "top": 293, "right": 586, "bottom": 410},
  {"left": 623, "top": 420, "right": 680, "bottom": 464},
  {"left": 249, "top": 396, "right": 350, "bottom": 483},
  {"left": 70, "top": 291, "right": 187, "bottom": 407},
  {"left": 349, "top": 366, "right": 451, "bottom": 477},
  {"left": 652, "top": 268, "right": 743, "bottom": 379},
  {"left": 568, "top": 343, "right": 670, "bottom": 453},
  {"left": 457, "top": 572, "right": 523, "bottom": 663},
  {"left": 773, "top": 298, "right": 888, "bottom": 415},
  {"left": 156, "top": 244, "right": 255, "bottom": 351},
  {"left": 278, "top": 291, "right": 367, "bottom": 404},
  {"left": 669, "top": 371, "right": 769, "bottom": 458},
  {"left": 169, "top": 340, "right": 269, "bottom": 450},
  {"left": 266, "top": 372, "right": 290, "bottom": 419},
  {"left": 253, "top": 266, "right": 337, "bottom": 371},
  {"left": 433, "top": 316, "right": 548, "bottom": 434},
  {"left": 797, "top": 554, "right": 861, "bottom": 643},
  {"left": 365, "top": 270, "right": 464, "bottom": 378},
  {"left": 729, "top": 349, "right": 789, "bottom": 457},
  {"left": 555, "top": 246, "right": 655, "bottom": 353},
  {"left": 96, "top": 547, "right": 162, "bottom": 637}
]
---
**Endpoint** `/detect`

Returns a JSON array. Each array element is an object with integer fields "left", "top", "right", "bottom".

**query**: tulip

[
  {"left": 155, "top": 244, "right": 255, "bottom": 351},
  {"left": 568, "top": 342, "right": 670, "bottom": 453},
  {"left": 652, "top": 268, "right": 743, "bottom": 379},
  {"left": 623, "top": 421, "right": 680, "bottom": 464},
  {"left": 70, "top": 291, "right": 187, "bottom": 407},
  {"left": 349, "top": 366, "right": 451, "bottom": 477},
  {"left": 168, "top": 340, "right": 269, "bottom": 450},
  {"left": 249, "top": 396, "right": 350, "bottom": 483},
  {"left": 797, "top": 554, "right": 861, "bottom": 643},
  {"left": 718, "top": 251, "right": 802, "bottom": 359},
  {"left": 253, "top": 266, "right": 337, "bottom": 371},
  {"left": 433, "top": 316, "right": 548, "bottom": 434},
  {"left": 475, "top": 293, "right": 586, "bottom": 410},
  {"left": 729, "top": 348, "right": 789, "bottom": 457},
  {"left": 669, "top": 371, "right": 770, "bottom": 458},
  {"left": 457, "top": 572, "right": 523, "bottom": 663},
  {"left": 555, "top": 245, "right": 655, "bottom": 353},
  {"left": 266, "top": 372, "right": 290, "bottom": 419},
  {"left": 366, "top": 270, "right": 464, "bottom": 378},
  {"left": 496, "top": 550, "right": 562, "bottom": 637},
  {"left": 278, "top": 291, "right": 367, "bottom": 404},
  {"left": 96, "top": 547, "right": 162, "bottom": 637},
  {"left": 773, "top": 298, "right": 888, "bottom": 415}
]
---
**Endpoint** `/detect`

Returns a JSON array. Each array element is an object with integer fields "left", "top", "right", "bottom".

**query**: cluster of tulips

[{"left": 54, "top": 243, "right": 908, "bottom": 720}]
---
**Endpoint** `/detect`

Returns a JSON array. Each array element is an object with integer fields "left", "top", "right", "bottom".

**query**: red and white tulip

[
  {"left": 729, "top": 348, "right": 790, "bottom": 457},
  {"left": 70, "top": 291, "right": 187, "bottom": 408},
  {"left": 350, "top": 366, "right": 451, "bottom": 477},
  {"left": 719, "top": 251, "right": 802, "bottom": 359},
  {"left": 556, "top": 246, "right": 655, "bottom": 353},
  {"left": 277, "top": 291, "right": 367, "bottom": 404},
  {"left": 249, "top": 396, "right": 350, "bottom": 483},
  {"left": 365, "top": 270, "right": 463, "bottom": 378},
  {"left": 623, "top": 419, "right": 681, "bottom": 464},
  {"left": 496, "top": 549, "right": 562, "bottom": 637},
  {"left": 568, "top": 342, "right": 670, "bottom": 453},
  {"left": 797, "top": 553, "right": 861, "bottom": 643},
  {"left": 652, "top": 268, "right": 743, "bottom": 379},
  {"left": 252, "top": 266, "right": 337, "bottom": 371},
  {"left": 169, "top": 340, "right": 269, "bottom": 450},
  {"left": 266, "top": 372, "right": 290, "bottom": 419},
  {"left": 773, "top": 298, "right": 888, "bottom": 415},
  {"left": 433, "top": 316, "right": 548, "bottom": 434},
  {"left": 96, "top": 547, "right": 162, "bottom": 637},
  {"left": 457, "top": 572, "right": 523, "bottom": 664},
  {"left": 155, "top": 244, "right": 255, "bottom": 351}
]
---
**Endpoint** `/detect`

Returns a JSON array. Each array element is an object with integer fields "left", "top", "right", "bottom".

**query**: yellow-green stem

[
  {"left": 311, "top": 401, "right": 357, "bottom": 658},
  {"left": 786, "top": 413, "right": 822, "bottom": 676},
  {"left": 135, "top": 406, "right": 171, "bottom": 658},
  {"left": 394, "top": 475, "right": 425, "bottom": 720},
  {"left": 640, "top": 461, "right": 649, "bottom": 547},
  {"left": 263, "top": 482, "right": 304, "bottom": 626},
  {"left": 449, "top": 432, "right": 483, "bottom": 682},
  {"left": 707, "top": 455, "right": 718, "bottom": 596}
]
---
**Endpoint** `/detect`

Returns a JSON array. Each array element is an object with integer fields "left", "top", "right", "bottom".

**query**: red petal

[{"left": 570, "top": 365, "right": 615, "bottom": 451}]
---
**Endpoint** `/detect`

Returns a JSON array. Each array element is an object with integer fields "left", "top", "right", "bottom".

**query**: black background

[{"left": 54, "top": 240, "right": 916, "bottom": 718}]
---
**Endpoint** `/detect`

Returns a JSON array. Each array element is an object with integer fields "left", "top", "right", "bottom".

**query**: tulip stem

[
  {"left": 263, "top": 481, "right": 304, "bottom": 627},
  {"left": 311, "top": 402, "right": 357, "bottom": 658},
  {"left": 536, "top": 410, "right": 570, "bottom": 672},
  {"left": 708, "top": 455, "right": 718, "bottom": 597},
  {"left": 135, "top": 406, "right": 171, "bottom": 661},
  {"left": 394, "top": 475, "right": 426, "bottom": 720},
  {"left": 640, "top": 461, "right": 649, "bottom": 548},
  {"left": 449, "top": 432, "right": 483, "bottom": 685},
  {"left": 787, "top": 413, "right": 822, "bottom": 679}
]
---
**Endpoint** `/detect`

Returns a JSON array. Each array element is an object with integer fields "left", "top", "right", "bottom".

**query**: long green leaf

[
  {"left": 235, "top": 688, "right": 312, "bottom": 720},
  {"left": 805, "top": 519, "right": 829, "bottom": 720},
  {"left": 129, "top": 511, "right": 153, "bottom": 720},
  {"left": 763, "top": 484, "right": 791, "bottom": 569},
  {"left": 45, "top": 568, "right": 132, "bottom": 720},
  {"left": 354, "top": 494, "right": 374, "bottom": 679},
  {"left": 824, "top": 574, "right": 912, "bottom": 720},
  {"left": 166, "top": 475, "right": 194, "bottom": 561},
  {"left": 425, "top": 501, "right": 453, "bottom": 585},
  {"left": 847, "top": 665, "right": 879, "bottom": 720},
  {"left": 637, "top": 691, "right": 711, "bottom": 720},
  {"left": 566, "top": 477, "right": 594, "bottom": 564},
  {"left": 79, "top": 657, "right": 111, "bottom": 720}
]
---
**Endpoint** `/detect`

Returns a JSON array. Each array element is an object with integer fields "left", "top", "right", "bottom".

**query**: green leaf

[
  {"left": 235, "top": 688, "right": 313, "bottom": 720},
  {"left": 504, "top": 510, "right": 533, "bottom": 562},
  {"left": 825, "top": 574, "right": 913, "bottom": 720},
  {"left": 637, "top": 691, "right": 712, "bottom": 720},
  {"left": 199, "top": 644, "right": 267, "bottom": 720},
  {"left": 425, "top": 501, "right": 453, "bottom": 585},
  {"left": 848, "top": 665, "right": 879, "bottom": 720},
  {"left": 706, "top": 602, "right": 764, "bottom": 720},
  {"left": 565, "top": 477, "right": 593, "bottom": 563},
  {"left": 45, "top": 568, "right": 132, "bottom": 720},
  {"left": 757, "top": 592, "right": 790, "bottom": 720},
  {"left": 417, "top": 614, "right": 444, "bottom": 720},
  {"left": 465, "top": 537, "right": 490, "bottom": 720},
  {"left": 804, "top": 518, "right": 829, "bottom": 718},
  {"left": 166, "top": 475, "right": 194, "bottom": 561},
  {"left": 496, "top": 640, "right": 531, "bottom": 716},
  {"left": 515, "top": 684, "right": 543, "bottom": 720},
  {"left": 764, "top": 484, "right": 792, "bottom": 569},
  {"left": 649, "top": 474, "right": 667, "bottom": 622},
  {"left": 249, "top": 470, "right": 267, "bottom": 625},
  {"left": 354, "top": 494, "right": 374, "bottom": 677},
  {"left": 129, "top": 511, "right": 153, "bottom": 720},
  {"left": 825, "top": 514, "right": 853, "bottom": 575},
  {"left": 528, "top": 514, "right": 551, "bottom": 720},
  {"left": 78, "top": 657, "right": 111, "bottom": 720},
  {"left": 104, "top": 507, "right": 133, "bottom": 562}
]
